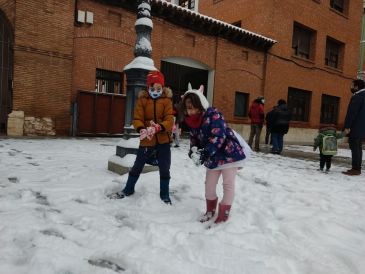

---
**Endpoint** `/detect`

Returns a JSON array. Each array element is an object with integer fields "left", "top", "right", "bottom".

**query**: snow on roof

[{"left": 154, "top": 0, "right": 276, "bottom": 44}]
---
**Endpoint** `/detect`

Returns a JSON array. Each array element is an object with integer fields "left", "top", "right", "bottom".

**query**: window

[
  {"left": 321, "top": 94, "right": 339, "bottom": 124},
  {"left": 234, "top": 92, "right": 249, "bottom": 117},
  {"left": 330, "top": 0, "right": 344, "bottom": 13},
  {"left": 292, "top": 23, "right": 316, "bottom": 60},
  {"left": 179, "top": 0, "right": 195, "bottom": 10},
  {"left": 325, "top": 37, "right": 343, "bottom": 69},
  {"left": 287, "top": 87, "right": 312, "bottom": 122},
  {"left": 95, "top": 69, "right": 123, "bottom": 94}
]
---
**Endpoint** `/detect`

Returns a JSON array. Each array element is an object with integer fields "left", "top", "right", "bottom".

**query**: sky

[{"left": 0, "top": 137, "right": 364, "bottom": 274}]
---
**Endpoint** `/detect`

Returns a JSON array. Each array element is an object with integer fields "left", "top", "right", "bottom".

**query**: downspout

[{"left": 358, "top": 8, "right": 365, "bottom": 79}]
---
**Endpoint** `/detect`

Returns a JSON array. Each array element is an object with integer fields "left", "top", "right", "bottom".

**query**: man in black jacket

[
  {"left": 270, "top": 99, "right": 291, "bottom": 154},
  {"left": 342, "top": 79, "right": 365, "bottom": 176}
]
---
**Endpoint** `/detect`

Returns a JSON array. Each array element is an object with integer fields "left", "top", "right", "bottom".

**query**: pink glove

[
  {"left": 145, "top": 121, "right": 161, "bottom": 140},
  {"left": 139, "top": 121, "right": 161, "bottom": 140},
  {"left": 139, "top": 128, "right": 147, "bottom": 140}
]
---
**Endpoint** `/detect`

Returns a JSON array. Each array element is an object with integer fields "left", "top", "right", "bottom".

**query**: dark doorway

[
  {"left": 161, "top": 61, "right": 208, "bottom": 104},
  {"left": 0, "top": 11, "right": 13, "bottom": 134}
]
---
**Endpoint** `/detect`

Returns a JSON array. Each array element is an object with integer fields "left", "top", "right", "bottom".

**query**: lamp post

[
  {"left": 123, "top": 0, "right": 156, "bottom": 137},
  {"left": 108, "top": 0, "right": 159, "bottom": 174}
]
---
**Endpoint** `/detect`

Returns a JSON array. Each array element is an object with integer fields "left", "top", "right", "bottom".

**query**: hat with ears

[
  {"left": 183, "top": 84, "right": 209, "bottom": 110},
  {"left": 147, "top": 71, "right": 165, "bottom": 87}
]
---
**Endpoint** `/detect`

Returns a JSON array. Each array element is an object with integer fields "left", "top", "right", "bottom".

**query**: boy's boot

[
  {"left": 122, "top": 174, "right": 139, "bottom": 195},
  {"left": 160, "top": 178, "right": 171, "bottom": 204},
  {"left": 214, "top": 203, "right": 231, "bottom": 224},
  {"left": 109, "top": 174, "right": 139, "bottom": 199},
  {"left": 200, "top": 198, "right": 218, "bottom": 223}
]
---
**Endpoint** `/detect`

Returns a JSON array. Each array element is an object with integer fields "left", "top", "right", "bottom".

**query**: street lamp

[{"left": 123, "top": 0, "right": 156, "bottom": 137}]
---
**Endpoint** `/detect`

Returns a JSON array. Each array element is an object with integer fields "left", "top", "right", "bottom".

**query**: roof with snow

[{"left": 99, "top": 0, "right": 276, "bottom": 51}]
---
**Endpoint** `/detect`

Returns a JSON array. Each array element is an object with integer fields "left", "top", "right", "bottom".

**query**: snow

[
  {"left": 124, "top": 56, "right": 157, "bottom": 71},
  {"left": 0, "top": 138, "right": 365, "bottom": 274},
  {"left": 135, "top": 37, "right": 152, "bottom": 52},
  {"left": 135, "top": 18, "right": 153, "bottom": 28},
  {"left": 157, "top": 0, "right": 276, "bottom": 43},
  {"left": 138, "top": 3, "right": 151, "bottom": 10}
]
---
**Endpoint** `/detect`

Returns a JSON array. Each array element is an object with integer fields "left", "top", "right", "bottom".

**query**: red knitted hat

[{"left": 147, "top": 71, "right": 165, "bottom": 87}]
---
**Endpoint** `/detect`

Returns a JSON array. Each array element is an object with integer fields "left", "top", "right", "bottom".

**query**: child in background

[
  {"left": 181, "top": 85, "right": 247, "bottom": 224},
  {"left": 313, "top": 126, "right": 343, "bottom": 173},
  {"left": 109, "top": 71, "right": 174, "bottom": 204}
]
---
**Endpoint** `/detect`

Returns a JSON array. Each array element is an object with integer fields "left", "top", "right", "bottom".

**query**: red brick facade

[
  {"left": 1, "top": 0, "right": 75, "bottom": 134},
  {"left": 200, "top": 0, "right": 363, "bottom": 129},
  {"left": 72, "top": 0, "right": 268, "bottom": 126}
]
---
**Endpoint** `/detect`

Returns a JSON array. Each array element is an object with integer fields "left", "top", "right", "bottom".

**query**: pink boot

[
  {"left": 200, "top": 198, "right": 218, "bottom": 223},
  {"left": 214, "top": 203, "right": 231, "bottom": 224}
]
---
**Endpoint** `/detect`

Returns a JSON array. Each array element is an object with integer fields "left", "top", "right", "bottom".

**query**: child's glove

[
  {"left": 189, "top": 146, "right": 207, "bottom": 166},
  {"left": 140, "top": 121, "right": 161, "bottom": 140},
  {"left": 139, "top": 128, "right": 148, "bottom": 140}
]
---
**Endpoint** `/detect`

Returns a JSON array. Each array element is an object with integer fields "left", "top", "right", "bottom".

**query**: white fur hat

[{"left": 183, "top": 84, "right": 209, "bottom": 110}]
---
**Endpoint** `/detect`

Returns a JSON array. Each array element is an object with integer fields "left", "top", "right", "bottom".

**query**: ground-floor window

[
  {"left": 287, "top": 87, "right": 312, "bottom": 122},
  {"left": 234, "top": 91, "right": 249, "bottom": 117},
  {"left": 320, "top": 94, "right": 339, "bottom": 125},
  {"left": 95, "top": 69, "right": 123, "bottom": 94}
]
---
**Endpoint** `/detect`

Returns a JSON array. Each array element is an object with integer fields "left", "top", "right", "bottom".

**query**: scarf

[{"left": 184, "top": 113, "right": 203, "bottom": 129}]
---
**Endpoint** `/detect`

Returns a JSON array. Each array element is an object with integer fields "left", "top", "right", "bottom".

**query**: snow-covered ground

[{"left": 0, "top": 138, "right": 364, "bottom": 274}]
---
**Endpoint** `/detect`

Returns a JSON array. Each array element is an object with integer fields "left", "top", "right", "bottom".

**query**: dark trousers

[
  {"left": 130, "top": 143, "right": 171, "bottom": 179},
  {"left": 319, "top": 153, "right": 332, "bottom": 170},
  {"left": 349, "top": 137, "right": 363, "bottom": 171},
  {"left": 265, "top": 128, "right": 271, "bottom": 145},
  {"left": 248, "top": 124, "right": 263, "bottom": 151},
  {"left": 271, "top": 133, "right": 284, "bottom": 153}
]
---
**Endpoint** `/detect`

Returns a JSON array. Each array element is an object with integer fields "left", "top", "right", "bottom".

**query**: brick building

[
  {"left": 0, "top": 0, "right": 362, "bottom": 143},
  {"left": 199, "top": 0, "right": 363, "bottom": 141}
]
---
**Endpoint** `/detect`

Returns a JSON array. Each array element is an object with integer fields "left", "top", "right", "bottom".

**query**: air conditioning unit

[
  {"left": 77, "top": 10, "right": 85, "bottom": 23},
  {"left": 86, "top": 11, "right": 94, "bottom": 24}
]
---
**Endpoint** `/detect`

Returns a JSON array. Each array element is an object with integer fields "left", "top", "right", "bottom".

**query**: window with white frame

[{"left": 95, "top": 69, "right": 123, "bottom": 94}]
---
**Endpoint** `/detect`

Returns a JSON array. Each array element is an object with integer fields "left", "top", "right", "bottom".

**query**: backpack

[{"left": 321, "top": 134, "right": 337, "bottom": 156}]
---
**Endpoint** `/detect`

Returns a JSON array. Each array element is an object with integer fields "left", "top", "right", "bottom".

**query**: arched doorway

[
  {"left": 0, "top": 10, "right": 13, "bottom": 134},
  {"left": 160, "top": 57, "right": 213, "bottom": 104}
]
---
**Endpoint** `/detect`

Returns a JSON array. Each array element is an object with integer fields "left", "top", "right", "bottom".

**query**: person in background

[
  {"left": 172, "top": 102, "right": 181, "bottom": 148},
  {"left": 248, "top": 96, "right": 265, "bottom": 152},
  {"left": 109, "top": 71, "right": 174, "bottom": 204},
  {"left": 265, "top": 105, "right": 277, "bottom": 145},
  {"left": 181, "top": 85, "right": 247, "bottom": 224},
  {"left": 313, "top": 126, "right": 343, "bottom": 173},
  {"left": 270, "top": 99, "right": 291, "bottom": 155},
  {"left": 342, "top": 79, "right": 365, "bottom": 176}
]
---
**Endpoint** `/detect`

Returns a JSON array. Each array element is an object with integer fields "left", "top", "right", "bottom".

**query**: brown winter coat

[{"left": 133, "top": 87, "right": 174, "bottom": 146}]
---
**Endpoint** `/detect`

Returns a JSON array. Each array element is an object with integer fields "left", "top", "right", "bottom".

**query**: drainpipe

[{"left": 358, "top": 8, "right": 365, "bottom": 79}]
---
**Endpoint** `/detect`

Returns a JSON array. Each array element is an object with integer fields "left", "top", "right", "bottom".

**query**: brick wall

[
  {"left": 200, "top": 0, "right": 363, "bottom": 129},
  {"left": 12, "top": 0, "right": 74, "bottom": 135},
  {"left": 73, "top": 0, "right": 266, "bottom": 124}
]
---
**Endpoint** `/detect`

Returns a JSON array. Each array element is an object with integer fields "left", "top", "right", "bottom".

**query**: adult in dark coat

[
  {"left": 342, "top": 79, "right": 365, "bottom": 176},
  {"left": 270, "top": 99, "right": 291, "bottom": 154},
  {"left": 265, "top": 106, "right": 277, "bottom": 145}
]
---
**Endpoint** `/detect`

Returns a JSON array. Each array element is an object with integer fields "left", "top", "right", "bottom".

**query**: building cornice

[{"left": 96, "top": 0, "right": 276, "bottom": 51}]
